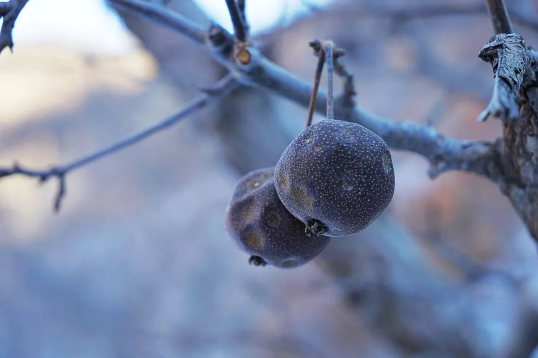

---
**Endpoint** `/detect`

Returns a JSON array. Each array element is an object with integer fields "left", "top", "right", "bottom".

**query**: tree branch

[
  {"left": 110, "top": 0, "right": 503, "bottom": 183},
  {"left": 485, "top": 0, "right": 513, "bottom": 34},
  {"left": 225, "top": 0, "right": 247, "bottom": 42},
  {"left": 0, "top": 0, "right": 30, "bottom": 54},
  {"left": 323, "top": 40, "right": 334, "bottom": 120},
  {"left": 0, "top": 75, "right": 238, "bottom": 211},
  {"left": 0, "top": 2, "right": 12, "bottom": 16},
  {"left": 236, "top": 0, "right": 249, "bottom": 39},
  {"left": 231, "top": 45, "right": 502, "bottom": 180}
]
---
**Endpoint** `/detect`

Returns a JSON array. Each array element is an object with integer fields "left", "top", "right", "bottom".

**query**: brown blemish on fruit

[
  {"left": 292, "top": 186, "right": 305, "bottom": 203},
  {"left": 343, "top": 129, "right": 350, "bottom": 134},
  {"left": 281, "top": 259, "right": 296, "bottom": 267},
  {"left": 278, "top": 172, "right": 288, "bottom": 188},
  {"left": 243, "top": 231, "right": 264, "bottom": 250}
]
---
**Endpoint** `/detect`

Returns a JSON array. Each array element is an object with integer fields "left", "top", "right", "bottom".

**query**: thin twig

[
  {"left": 225, "top": 0, "right": 247, "bottom": 42},
  {"left": 0, "top": 75, "right": 238, "bottom": 211},
  {"left": 332, "top": 48, "right": 356, "bottom": 119},
  {"left": 485, "top": 0, "right": 513, "bottom": 34},
  {"left": 333, "top": 50, "right": 355, "bottom": 99},
  {"left": 236, "top": 0, "right": 249, "bottom": 38},
  {"left": 306, "top": 40, "right": 325, "bottom": 127},
  {"left": 324, "top": 40, "right": 335, "bottom": 120},
  {"left": 0, "top": 0, "right": 30, "bottom": 54}
]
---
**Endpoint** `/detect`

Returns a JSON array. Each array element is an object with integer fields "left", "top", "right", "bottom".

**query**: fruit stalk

[{"left": 324, "top": 40, "right": 335, "bottom": 120}]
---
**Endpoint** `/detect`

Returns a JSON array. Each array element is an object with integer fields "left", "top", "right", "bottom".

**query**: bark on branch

[
  {"left": 5, "top": 0, "right": 538, "bottom": 244},
  {"left": 107, "top": 1, "right": 501, "bottom": 182},
  {"left": 476, "top": 32, "right": 538, "bottom": 242},
  {"left": 108, "top": 0, "right": 538, "bottom": 244}
]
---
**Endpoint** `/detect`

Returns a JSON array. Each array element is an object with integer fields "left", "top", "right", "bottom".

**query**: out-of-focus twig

[
  {"left": 0, "top": 75, "right": 238, "bottom": 211},
  {"left": 236, "top": 0, "right": 249, "bottom": 39},
  {"left": 314, "top": 2, "right": 537, "bottom": 33},
  {"left": 225, "top": 0, "right": 248, "bottom": 42},
  {"left": 0, "top": 0, "right": 30, "bottom": 54}
]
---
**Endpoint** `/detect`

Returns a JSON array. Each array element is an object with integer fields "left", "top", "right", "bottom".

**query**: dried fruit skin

[
  {"left": 275, "top": 119, "right": 395, "bottom": 237},
  {"left": 225, "top": 167, "right": 330, "bottom": 268}
]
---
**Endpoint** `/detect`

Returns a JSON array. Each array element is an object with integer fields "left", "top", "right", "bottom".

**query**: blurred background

[{"left": 1, "top": 0, "right": 538, "bottom": 357}]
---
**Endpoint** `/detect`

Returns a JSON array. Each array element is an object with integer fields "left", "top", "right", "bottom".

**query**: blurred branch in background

[
  {"left": 305, "top": 1, "right": 538, "bottom": 33},
  {"left": 0, "top": 74, "right": 238, "bottom": 211},
  {"left": 225, "top": 0, "right": 248, "bottom": 42}
]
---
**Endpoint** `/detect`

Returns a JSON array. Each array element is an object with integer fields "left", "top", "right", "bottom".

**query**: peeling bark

[{"left": 479, "top": 33, "right": 538, "bottom": 242}]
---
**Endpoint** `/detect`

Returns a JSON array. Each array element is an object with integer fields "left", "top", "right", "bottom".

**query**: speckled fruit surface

[
  {"left": 225, "top": 167, "right": 330, "bottom": 268},
  {"left": 275, "top": 119, "right": 395, "bottom": 237}
]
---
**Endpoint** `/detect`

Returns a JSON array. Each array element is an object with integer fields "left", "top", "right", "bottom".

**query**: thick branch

[
  {"left": 232, "top": 47, "right": 501, "bottom": 180},
  {"left": 0, "top": 0, "right": 30, "bottom": 54},
  {"left": 114, "top": 1, "right": 502, "bottom": 182},
  {"left": 0, "top": 75, "right": 237, "bottom": 211}
]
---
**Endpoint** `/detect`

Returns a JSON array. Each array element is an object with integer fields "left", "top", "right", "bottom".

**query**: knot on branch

[
  {"left": 477, "top": 33, "right": 529, "bottom": 122},
  {"left": 206, "top": 23, "right": 234, "bottom": 65}
]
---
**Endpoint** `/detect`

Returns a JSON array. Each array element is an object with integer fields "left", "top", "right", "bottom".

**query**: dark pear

[
  {"left": 275, "top": 119, "right": 395, "bottom": 237},
  {"left": 225, "top": 167, "right": 330, "bottom": 268}
]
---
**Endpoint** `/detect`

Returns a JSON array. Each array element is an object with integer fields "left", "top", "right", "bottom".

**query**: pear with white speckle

[
  {"left": 225, "top": 167, "right": 331, "bottom": 268},
  {"left": 275, "top": 119, "right": 395, "bottom": 237}
]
